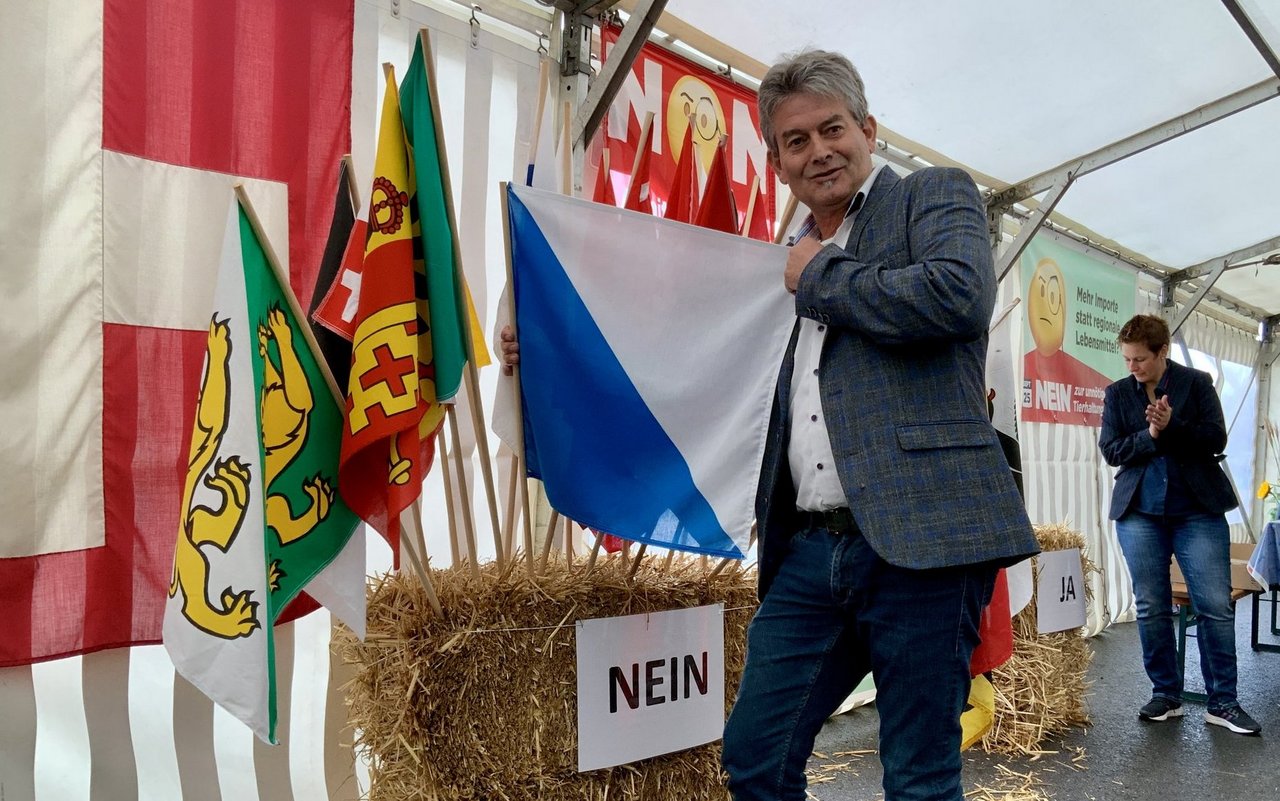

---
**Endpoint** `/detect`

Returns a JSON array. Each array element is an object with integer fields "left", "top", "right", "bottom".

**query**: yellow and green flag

[
  {"left": 163, "top": 195, "right": 361, "bottom": 744},
  {"left": 339, "top": 69, "right": 445, "bottom": 553}
]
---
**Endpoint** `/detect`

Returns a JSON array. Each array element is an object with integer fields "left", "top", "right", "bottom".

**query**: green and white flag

[{"left": 163, "top": 195, "right": 362, "bottom": 743}]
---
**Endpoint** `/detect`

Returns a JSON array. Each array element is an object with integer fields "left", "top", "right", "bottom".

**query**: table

[{"left": 1247, "top": 520, "right": 1280, "bottom": 653}]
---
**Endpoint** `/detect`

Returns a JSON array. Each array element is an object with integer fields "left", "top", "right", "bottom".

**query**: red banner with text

[{"left": 601, "top": 26, "right": 775, "bottom": 240}]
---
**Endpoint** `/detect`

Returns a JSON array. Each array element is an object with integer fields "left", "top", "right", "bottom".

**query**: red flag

[
  {"left": 591, "top": 151, "right": 616, "bottom": 207},
  {"left": 311, "top": 186, "right": 369, "bottom": 403},
  {"left": 337, "top": 71, "right": 444, "bottom": 560},
  {"left": 969, "top": 568, "right": 1014, "bottom": 675},
  {"left": 694, "top": 139, "right": 738, "bottom": 233},
  {"left": 663, "top": 121, "right": 698, "bottom": 223},
  {"left": 312, "top": 219, "right": 369, "bottom": 344},
  {"left": 623, "top": 118, "right": 655, "bottom": 214}
]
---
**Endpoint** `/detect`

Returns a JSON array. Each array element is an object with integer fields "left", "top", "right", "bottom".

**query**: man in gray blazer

[{"left": 721, "top": 50, "right": 1039, "bottom": 801}]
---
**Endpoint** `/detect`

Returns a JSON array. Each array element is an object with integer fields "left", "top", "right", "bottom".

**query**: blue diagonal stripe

[{"left": 508, "top": 187, "right": 739, "bottom": 557}]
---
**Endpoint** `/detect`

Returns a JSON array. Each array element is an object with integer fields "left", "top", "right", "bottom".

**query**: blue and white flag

[{"left": 506, "top": 184, "right": 794, "bottom": 558}]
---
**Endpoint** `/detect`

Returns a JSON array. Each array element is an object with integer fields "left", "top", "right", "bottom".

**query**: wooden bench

[{"left": 1169, "top": 542, "right": 1263, "bottom": 703}]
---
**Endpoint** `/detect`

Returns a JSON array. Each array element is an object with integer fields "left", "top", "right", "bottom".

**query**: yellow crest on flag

[{"left": 347, "top": 302, "right": 420, "bottom": 434}]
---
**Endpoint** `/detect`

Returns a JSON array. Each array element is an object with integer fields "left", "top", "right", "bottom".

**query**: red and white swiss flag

[
  {"left": 0, "top": 0, "right": 353, "bottom": 667},
  {"left": 312, "top": 218, "right": 369, "bottom": 342}
]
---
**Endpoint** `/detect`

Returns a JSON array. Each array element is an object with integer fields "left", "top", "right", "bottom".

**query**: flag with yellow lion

[{"left": 163, "top": 194, "right": 361, "bottom": 744}]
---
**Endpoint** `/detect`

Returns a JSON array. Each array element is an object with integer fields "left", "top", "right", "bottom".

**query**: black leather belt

[{"left": 798, "top": 507, "right": 857, "bottom": 536}]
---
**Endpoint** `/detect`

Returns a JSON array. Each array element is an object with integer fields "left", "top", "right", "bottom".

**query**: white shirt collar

[{"left": 788, "top": 163, "right": 887, "bottom": 244}]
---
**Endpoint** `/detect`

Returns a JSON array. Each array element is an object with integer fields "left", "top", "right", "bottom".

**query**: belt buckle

[{"left": 823, "top": 508, "right": 852, "bottom": 535}]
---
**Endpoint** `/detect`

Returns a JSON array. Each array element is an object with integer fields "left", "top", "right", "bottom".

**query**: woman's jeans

[
  {"left": 1115, "top": 511, "right": 1238, "bottom": 711},
  {"left": 722, "top": 524, "right": 996, "bottom": 801}
]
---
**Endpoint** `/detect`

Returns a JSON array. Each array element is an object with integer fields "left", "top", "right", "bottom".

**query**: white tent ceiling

[{"left": 642, "top": 0, "right": 1280, "bottom": 323}]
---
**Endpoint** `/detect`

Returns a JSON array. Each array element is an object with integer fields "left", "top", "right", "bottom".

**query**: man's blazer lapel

[{"left": 844, "top": 166, "right": 900, "bottom": 254}]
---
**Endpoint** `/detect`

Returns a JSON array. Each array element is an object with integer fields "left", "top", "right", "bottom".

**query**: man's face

[{"left": 767, "top": 93, "right": 876, "bottom": 225}]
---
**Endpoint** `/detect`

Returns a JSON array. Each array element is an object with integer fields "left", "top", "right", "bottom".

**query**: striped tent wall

[{"left": 1154, "top": 290, "right": 1269, "bottom": 543}]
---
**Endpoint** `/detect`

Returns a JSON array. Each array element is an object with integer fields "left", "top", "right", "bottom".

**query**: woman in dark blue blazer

[{"left": 1099, "top": 314, "right": 1259, "bottom": 735}]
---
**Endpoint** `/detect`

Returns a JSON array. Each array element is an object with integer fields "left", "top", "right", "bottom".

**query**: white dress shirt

[{"left": 787, "top": 164, "right": 885, "bottom": 512}]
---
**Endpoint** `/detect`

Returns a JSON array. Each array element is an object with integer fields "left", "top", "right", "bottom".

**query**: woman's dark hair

[{"left": 1117, "top": 314, "right": 1170, "bottom": 353}]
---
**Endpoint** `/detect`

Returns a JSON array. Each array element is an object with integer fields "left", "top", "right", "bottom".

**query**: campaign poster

[{"left": 1020, "top": 237, "right": 1136, "bottom": 426}]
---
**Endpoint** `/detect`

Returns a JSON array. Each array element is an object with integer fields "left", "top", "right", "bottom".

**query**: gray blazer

[{"left": 755, "top": 166, "right": 1038, "bottom": 598}]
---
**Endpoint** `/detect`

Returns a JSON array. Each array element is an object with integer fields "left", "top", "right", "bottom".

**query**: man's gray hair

[{"left": 758, "top": 49, "right": 868, "bottom": 154}]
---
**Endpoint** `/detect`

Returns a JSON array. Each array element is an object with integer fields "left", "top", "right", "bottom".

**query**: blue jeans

[
  {"left": 722, "top": 525, "right": 996, "bottom": 801},
  {"left": 1115, "top": 511, "right": 1238, "bottom": 711}
]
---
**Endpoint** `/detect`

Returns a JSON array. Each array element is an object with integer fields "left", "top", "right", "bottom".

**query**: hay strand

[{"left": 979, "top": 523, "right": 1095, "bottom": 755}]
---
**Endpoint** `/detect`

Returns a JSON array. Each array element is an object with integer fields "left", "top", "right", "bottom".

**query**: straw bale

[
  {"left": 981, "top": 523, "right": 1095, "bottom": 755},
  {"left": 335, "top": 555, "right": 756, "bottom": 801},
  {"left": 337, "top": 523, "right": 1097, "bottom": 796}
]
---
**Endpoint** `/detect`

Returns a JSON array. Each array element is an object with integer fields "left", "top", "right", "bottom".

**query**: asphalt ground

[{"left": 805, "top": 600, "right": 1280, "bottom": 800}]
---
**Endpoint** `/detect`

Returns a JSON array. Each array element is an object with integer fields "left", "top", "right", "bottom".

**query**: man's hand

[
  {"left": 785, "top": 234, "right": 822, "bottom": 294},
  {"left": 499, "top": 324, "right": 519, "bottom": 376}
]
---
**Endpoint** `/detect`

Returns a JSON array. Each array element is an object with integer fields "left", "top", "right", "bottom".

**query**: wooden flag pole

[
  {"left": 540, "top": 508, "right": 561, "bottom": 573},
  {"left": 602, "top": 149, "right": 611, "bottom": 198},
  {"left": 626, "top": 543, "right": 648, "bottom": 579},
  {"left": 563, "top": 515, "right": 575, "bottom": 561},
  {"left": 584, "top": 531, "right": 604, "bottom": 575},
  {"left": 528, "top": 56, "right": 552, "bottom": 174},
  {"left": 625, "top": 111, "right": 655, "bottom": 204},
  {"left": 498, "top": 181, "right": 537, "bottom": 577},
  {"left": 437, "top": 429, "right": 462, "bottom": 566},
  {"left": 662, "top": 548, "right": 676, "bottom": 572},
  {"left": 501, "top": 450, "right": 520, "bottom": 558},
  {"left": 740, "top": 174, "right": 761, "bottom": 237},
  {"left": 774, "top": 192, "right": 800, "bottom": 245},
  {"left": 417, "top": 30, "right": 506, "bottom": 569},
  {"left": 560, "top": 100, "right": 573, "bottom": 196},
  {"left": 708, "top": 554, "right": 735, "bottom": 579},
  {"left": 461, "top": 368, "right": 506, "bottom": 565},
  {"left": 406, "top": 497, "right": 432, "bottom": 580},
  {"left": 445, "top": 406, "right": 481, "bottom": 580},
  {"left": 405, "top": 504, "right": 445, "bottom": 618}
]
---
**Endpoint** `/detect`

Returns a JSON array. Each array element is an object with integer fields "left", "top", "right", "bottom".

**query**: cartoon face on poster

[
  {"left": 1020, "top": 237, "right": 1136, "bottom": 426},
  {"left": 667, "top": 75, "right": 726, "bottom": 173}
]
